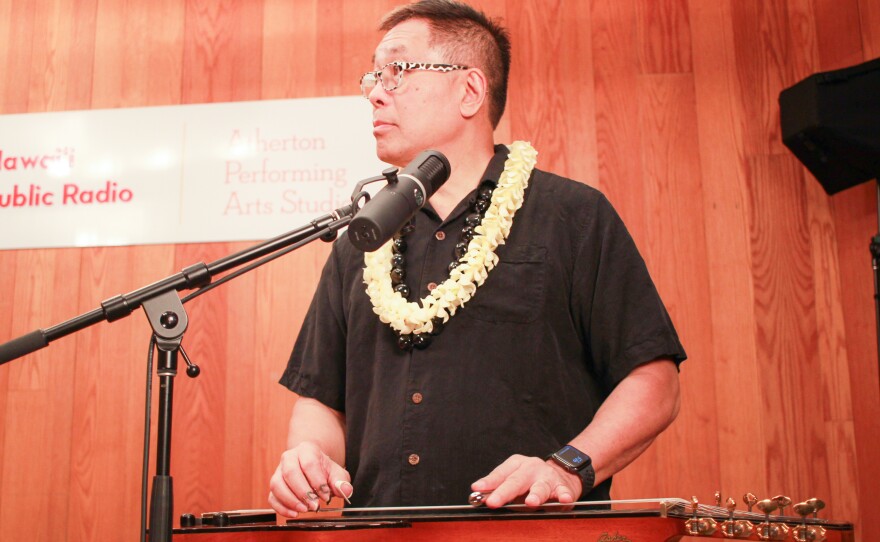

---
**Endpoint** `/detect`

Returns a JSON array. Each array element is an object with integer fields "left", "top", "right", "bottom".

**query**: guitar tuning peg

[
  {"left": 756, "top": 498, "right": 778, "bottom": 517},
  {"left": 743, "top": 492, "right": 758, "bottom": 512},
  {"left": 714, "top": 491, "right": 722, "bottom": 506},
  {"left": 793, "top": 501, "right": 816, "bottom": 518},
  {"left": 725, "top": 497, "right": 736, "bottom": 517},
  {"left": 806, "top": 498, "right": 826, "bottom": 518},
  {"left": 690, "top": 496, "right": 700, "bottom": 519},
  {"left": 772, "top": 495, "right": 792, "bottom": 515}
]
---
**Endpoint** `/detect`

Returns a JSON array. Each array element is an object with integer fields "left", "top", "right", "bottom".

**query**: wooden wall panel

[
  {"left": 861, "top": 0, "right": 880, "bottom": 58},
  {"left": 636, "top": 0, "right": 691, "bottom": 75},
  {"left": 687, "top": 0, "right": 765, "bottom": 505},
  {"left": 591, "top": 0, "right": 647, "bottom": 240},
  {"left": 805, "top": 175, "right": 859, "bottom": 523},
  {"left": 636, "top": 72, "right": 719, "bottom": 499},
  {"left": 65, "top": 246, "right": 173, "bottom": 542},
  {"left": 813, "top": 0, "right": 864, "bottom": 70},
  {"left": 731, "top": 1, "right": 792, "bottom": 156},
  {"left": 1, "top": 0, "right": 36, "bottom": 113},
  {"left": 833, "top": 183, "right": 880, "bottom": 542},
  {"left": 262, "top": 0, "right": 318, "bottom": 99},
  {"left": 745, "top": 154, "right": 825, "bottom": 499},
  {"left": 0, "top": 0, "right": 13, "bottom": 113},
  {"left": 0, "top": 249, "right": 82, "bottom": 541},
  {"left": 1, "top": 1, "right": 878, "bottom": 540}
]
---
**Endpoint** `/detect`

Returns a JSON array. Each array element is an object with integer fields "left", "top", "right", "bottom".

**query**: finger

[
  {"left": 328, "top": 463, "right": 353, "bottom": 503},
  {"left": 301, "top": 453, "right": 352, "bottom": 505},
  {"left": 482, "top": 460, "right": 543, "bottom": 508},
  {"left": 548, "top": 468, "right": 581, "bottom": 504},
  {"left": 299, "top": 453, "right": 334, "bottom": 507},
  {"left": 268, "top": 489, "right": 300, "bottom": 518},
  {"left": 269, "top": 465, "right": 309, "bottom": 515},
  {"left": 471, "top": 454, "right": 527, "bottom": 492},
  {"left": 334, "top": 480, "right": 354, "bottom": 504},
  {"left": 553, "top": 481, "right": 577, "bottom": 504},
  {"left": 280, "top": 455, "right": 322, "bottom": 512},
  {"left": 524, "top": 479, "right": 553, "bottom": 507}
]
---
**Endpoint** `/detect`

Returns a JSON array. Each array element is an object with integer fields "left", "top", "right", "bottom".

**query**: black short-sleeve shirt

[{"left": 280, "top": 145, "right": 686, "bottom": 508}]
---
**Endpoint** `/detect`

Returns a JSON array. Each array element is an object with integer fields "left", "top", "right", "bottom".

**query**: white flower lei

[{"left": 362, "top": 141, "right": 537, "bottom": 335}]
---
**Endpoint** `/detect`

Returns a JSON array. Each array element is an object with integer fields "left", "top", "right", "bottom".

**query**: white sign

[{"left": 0, "top": 97, "right": 386, "bottom": 249}]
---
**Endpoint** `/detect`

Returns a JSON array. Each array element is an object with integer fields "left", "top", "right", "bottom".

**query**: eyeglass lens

[{"left": 361, "top": 63, "right": 404, "bottom": 97}]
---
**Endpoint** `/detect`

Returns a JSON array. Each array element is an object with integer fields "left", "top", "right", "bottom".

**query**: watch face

[{"left": 555, "top": 445, "right": 589, "bottom": 470}]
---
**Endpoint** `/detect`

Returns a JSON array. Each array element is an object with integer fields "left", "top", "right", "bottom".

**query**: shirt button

[
  {"left": 435, "top": 231, "right": 445, "bottom": 241},
  {"left": 427, "top": 282, "right": 437, "bottom": 291},
  {"left": 408, "top": 453, "right": 420, "bottom": 465},
  {"left": 411, "top": 392, "right": 423, "bottom": 404}
]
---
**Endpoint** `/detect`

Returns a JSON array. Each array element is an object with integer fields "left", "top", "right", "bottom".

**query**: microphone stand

[
  {"left": 871, "top": 180, "right": 880, "bottom": 392},
  {"left": 0, "top": 202, "right": 359, "bottom": 542}
]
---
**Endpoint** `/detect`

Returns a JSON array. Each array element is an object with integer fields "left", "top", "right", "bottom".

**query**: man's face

[{"left": 368, "top": 19, "right": 464, "bottom": 167}]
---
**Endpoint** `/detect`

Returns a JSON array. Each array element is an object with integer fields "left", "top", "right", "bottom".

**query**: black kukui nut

[
  {"left": 430, "top": 317, "right": 445, "bottom": 336},
  {"left": 397, "top": 333, "right": 414, "bottom": 351},
  {"left": 412, "top": 334, "right": 432, "bottom": 349},
  {"left": 454, "top": 242, "right": 468, "bottom": 259},
  {"left": 394, "top": 283, "right": 410, "bottom": 298},
  {"left": 390, "top": 267, "right": 406, "bottom": 285},
  {"left": 399, "top": 221, "right": 416, "bottom": 235}
]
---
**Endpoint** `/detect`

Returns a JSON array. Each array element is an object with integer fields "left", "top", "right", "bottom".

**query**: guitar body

[{"left": 170, "top": 502, "right": 855, "bottom": 542}]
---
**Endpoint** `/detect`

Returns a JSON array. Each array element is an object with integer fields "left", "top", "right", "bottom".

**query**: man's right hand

[{"left": 268, "top": 441, "right": 353, "bottom": 517}]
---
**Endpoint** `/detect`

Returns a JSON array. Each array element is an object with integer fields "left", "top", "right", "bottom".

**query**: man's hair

[{"left": 380, "top": 0, "right": 511, "bottom": 128}]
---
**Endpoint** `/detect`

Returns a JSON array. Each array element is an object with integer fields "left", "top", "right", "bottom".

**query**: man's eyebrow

[{"left": 372, "top": 44, "right": 407, "bottom": 65}]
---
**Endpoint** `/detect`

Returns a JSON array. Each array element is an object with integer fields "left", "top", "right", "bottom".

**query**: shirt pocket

[{"left": 463, "top": 245, "right": 546, "bottom": 324}]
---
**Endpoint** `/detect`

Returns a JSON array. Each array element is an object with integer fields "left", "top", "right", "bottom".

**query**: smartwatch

[{"left": 548, "top": 445, "right": 595, "bottom": 496}]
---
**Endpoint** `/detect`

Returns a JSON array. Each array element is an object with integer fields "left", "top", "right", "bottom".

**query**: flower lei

[{"left": 362, "top": 141, "right": 537, "bottom": 335}]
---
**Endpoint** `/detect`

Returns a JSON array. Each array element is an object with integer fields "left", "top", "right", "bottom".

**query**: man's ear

[{"left": 460, "top": 68, "right": 488, "bottom": 119}]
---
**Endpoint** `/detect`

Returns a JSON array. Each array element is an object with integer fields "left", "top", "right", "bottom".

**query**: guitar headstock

[{"left": 672, "top": 491, "right": 836, "bottom": 541}]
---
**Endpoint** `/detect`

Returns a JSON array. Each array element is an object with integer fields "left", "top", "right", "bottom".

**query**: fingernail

[
  {"left": 306, "top": 491, "right": 320, "bottom": 512},
  {"left": 334, "top": 480, "right": 353, "bottom": 504},
  {"left": 319, "top": 484, "right": 332, "bottom": 504}
]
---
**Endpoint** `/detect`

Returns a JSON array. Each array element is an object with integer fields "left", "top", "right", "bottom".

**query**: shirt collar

[{"left": 422, "top": 144, "right": 509, "bottom": 224}]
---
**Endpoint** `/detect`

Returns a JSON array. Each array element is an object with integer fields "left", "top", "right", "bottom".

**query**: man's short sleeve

[
  {"left": 573, "top": 193, "right": 686, "bottom": 391},
  {"left": 278, "top": 243, "right": 349, "bottom": 412}
]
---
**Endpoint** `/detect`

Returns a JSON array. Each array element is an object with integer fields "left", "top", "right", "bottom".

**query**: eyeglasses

[{"left": 359, "top": 61, "right": 469, "bottom": 98}]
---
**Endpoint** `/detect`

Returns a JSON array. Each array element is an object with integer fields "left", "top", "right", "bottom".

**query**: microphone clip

[{"left": 348, "top": 168, "right": 400, "bottom": 215}]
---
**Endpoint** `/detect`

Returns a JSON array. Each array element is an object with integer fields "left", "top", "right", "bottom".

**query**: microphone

[{"left": 348, "top": 150, "right": 451, "bottom": 251}]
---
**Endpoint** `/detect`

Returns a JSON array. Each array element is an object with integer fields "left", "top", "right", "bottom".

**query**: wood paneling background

[{"left": 0, "top": 0, "right": 877, "bottom": 540}]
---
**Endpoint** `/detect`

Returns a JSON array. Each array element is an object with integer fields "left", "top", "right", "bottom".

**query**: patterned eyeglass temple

[{"left": 359, "top": 61, "right": 469, "bottom": 98}]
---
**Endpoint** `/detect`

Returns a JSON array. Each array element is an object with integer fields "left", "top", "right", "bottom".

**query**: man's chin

[{"left": 375, "top": 143, "right": 413, "bottom": 168}]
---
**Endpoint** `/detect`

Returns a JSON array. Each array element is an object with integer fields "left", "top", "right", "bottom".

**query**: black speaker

[{"left": 780, "top": 57, "right": 880, "bottom": 195}]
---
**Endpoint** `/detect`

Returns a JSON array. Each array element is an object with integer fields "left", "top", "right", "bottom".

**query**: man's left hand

[{"left": 470, "top": 454, "right": 582, "bottom": 508}]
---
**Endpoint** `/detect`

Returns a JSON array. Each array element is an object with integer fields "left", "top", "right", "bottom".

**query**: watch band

[
  {"left": 573, "top": 462, "right": 595, "bottom": 497},
  {"left": 547, "top": 445, "right": 595, "bottom": 497}
]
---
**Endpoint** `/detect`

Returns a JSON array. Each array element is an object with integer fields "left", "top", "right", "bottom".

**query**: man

[{"left": 269, "top": 0, "right": 685, "bottom": 516}]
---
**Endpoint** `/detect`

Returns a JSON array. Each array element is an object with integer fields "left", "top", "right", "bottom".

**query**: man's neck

[{"left": 428, "top": 141, "right": 496, "bottom": 221}]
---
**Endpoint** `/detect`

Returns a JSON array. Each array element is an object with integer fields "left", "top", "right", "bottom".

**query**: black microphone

[{"left": 348, "top": 150, "right": 451, "bottom": 251}]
